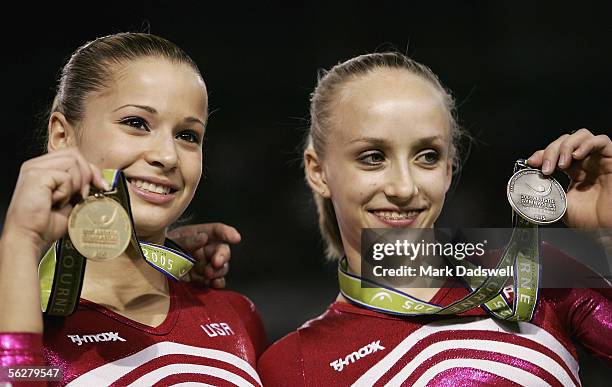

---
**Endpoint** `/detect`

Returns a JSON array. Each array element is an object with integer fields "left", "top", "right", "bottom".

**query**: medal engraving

[
  {"left": 507, "top": 168, "right": 567, "bottom": 224},
  {"left": 68, "top": 196, "right": 131, "bottom": 260}
]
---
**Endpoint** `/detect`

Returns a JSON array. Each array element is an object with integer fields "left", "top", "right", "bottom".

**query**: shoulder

[
  {"left": 209, "top": 288, "right": 268, "bottom": 357},
  {"left": 221, "top": 290, "right": 260, "bottom": 315},
  {"left": 174, "top": 281, "right": 258, "bottom": 311},
  {"left": 536, "top": 287, "right": 612, "bottom": 324},
  {"left": 258, "top": 331, "right": 304, "bottom": 386},
  {"left": 535, "top": 242, "right": 611, "bottom": 315},
  {"left": 218, "top": 290, "right": 267, "bottom": 346},
  {"left": 197, "top": 288, "right": 262, "bottom": 327}
]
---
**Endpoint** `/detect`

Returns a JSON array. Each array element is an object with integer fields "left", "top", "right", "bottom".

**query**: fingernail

[
  {"left": 542, "top": 160, "right": 551, "bottom": 173},
  {"left": 559, "top": 155, "right": 566, "bottom": 167}
]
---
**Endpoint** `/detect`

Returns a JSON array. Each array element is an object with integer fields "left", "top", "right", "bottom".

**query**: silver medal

[{"left": 507, "top": 168, "right": 567, "bottom": 224}]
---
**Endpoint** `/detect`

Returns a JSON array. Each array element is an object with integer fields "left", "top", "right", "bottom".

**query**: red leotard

[
  {"left": 2, "top": 280, "right": 267, "bottom": 386},
  {"left": 259, "top": 246, "right": 611, "bottom": 386}
]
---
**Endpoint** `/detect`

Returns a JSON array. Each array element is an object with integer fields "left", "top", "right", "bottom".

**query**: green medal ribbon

[
  {"left": 38, "top": 169, "right": 195, "bottom": 316},
  {"left": 338, "top": 160, "right": 541, "bottom": 321}
]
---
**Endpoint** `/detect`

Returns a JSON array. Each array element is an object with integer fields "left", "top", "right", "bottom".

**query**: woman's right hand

[
  {"left": 0, "top": 148, "right": 108, "bottom": 332},
  {"left": 3, "top": 148, "right": 108, "bottom": 253}
]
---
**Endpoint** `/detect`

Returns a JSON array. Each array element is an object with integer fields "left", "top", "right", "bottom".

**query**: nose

[
  {"left": 383, "top": 163, "right": 418, "bottom": 203},
  {"left": 144, "top": 132, "right": 178, "bottom": 171}
]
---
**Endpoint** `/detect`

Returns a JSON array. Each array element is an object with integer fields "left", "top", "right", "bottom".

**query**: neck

[
  {"left": 81, "top": 242, "right": 169, "bottom": 311},
  {"left": 139, "top": 230, "right": 167, "bottom": 246}
]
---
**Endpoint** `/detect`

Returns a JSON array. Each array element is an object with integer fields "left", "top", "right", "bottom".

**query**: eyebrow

[
  {"left": 184, "top": 116, "right": 206, "bottom": 127},
  {"left": 411, "top": 135, "right": 445, "bottom": 148},
  {"left": 113, "top": 104, "right": 206, "bottom": 126},
  {"left": 349, "top": 136, "right": 388, "bottom": 147},
  {"left": 113, "top": 104, "right": 157, "bottom": 114},
  {"left": 349, "top": 135, "right": 444, "bottom": 147}
]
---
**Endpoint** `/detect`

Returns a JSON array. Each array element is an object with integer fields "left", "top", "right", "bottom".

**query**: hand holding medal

[
  {"left": 3, "top": 148, "right": 110, "bottom": 253},
  {"left": 525, "top": 128, "right": 612, "bottom": 229},
  {"left": 39, "top": 169, "right": 197, "bottom": 316}
]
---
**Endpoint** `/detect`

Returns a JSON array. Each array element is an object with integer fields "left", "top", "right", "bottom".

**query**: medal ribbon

[
  {"left": 338, "top": 160, "right": 541, "bottom": 321},
  {"left": 38, "top": 169, "right": 195, "bottom": 316}
]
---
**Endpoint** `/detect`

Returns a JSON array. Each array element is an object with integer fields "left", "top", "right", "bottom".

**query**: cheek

[
  {"left": 328, "top": 167, "right": 380, "bottom": 217},
  {"left": 77, "top": 141, "right": 110, "bottom": 166},
  {"left": 181, "top": 153, "right": 203, "bottom": 187},
  {"left": 417, "top": 169, "right": 450, "bottom": 205},
  {"left": 77, "top": 129, "right": 130, "bottom": 167}
]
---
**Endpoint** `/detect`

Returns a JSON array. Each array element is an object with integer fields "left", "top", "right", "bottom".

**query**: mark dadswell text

[{"left": 372, "top": 265, "right": 514, "bottom": 278}]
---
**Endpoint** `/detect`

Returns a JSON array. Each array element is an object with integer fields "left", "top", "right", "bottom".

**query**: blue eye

[
  {"left": 418, "top": 151, "right": 440, "bottom": 165},
  {"left": 358, "top": 151, "right": 385, "bottom": 165},
  {"left": 119, "top": 116, "right": 149, "bottom": 130},
  {"left": 176, "top": 131, "right": 201, "bottom": 144}
]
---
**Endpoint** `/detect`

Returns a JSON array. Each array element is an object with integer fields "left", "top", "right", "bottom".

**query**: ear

[
  {"left": 304, "top": 147, "right": 331, "bottom": 198},
  {"left": 47, "top": 112, "right": 77, "bottom": 151}
]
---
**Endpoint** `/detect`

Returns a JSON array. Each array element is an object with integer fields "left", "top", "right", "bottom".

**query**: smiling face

[
  {"left": 71, "top": 57, "right": 207, "bottom": 242},
  {"left": 309, "top": 67, "right": 453, "bottom": 262}
]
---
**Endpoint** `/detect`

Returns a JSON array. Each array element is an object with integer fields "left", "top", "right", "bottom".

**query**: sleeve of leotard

[
  {"left": 0, "top": 332, "right": 48, "bottom": 385},
  {"left": 561, "top": 288, "right": 612, "bottom": 364}
]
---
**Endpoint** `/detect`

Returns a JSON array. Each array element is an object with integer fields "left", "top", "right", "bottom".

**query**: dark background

[{"left": 1, "top": 1, "right": 610, "bottom": 382}]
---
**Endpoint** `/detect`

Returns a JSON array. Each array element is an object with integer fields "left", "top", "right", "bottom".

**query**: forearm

[{"left": 0, "top": 230, "right": 43, "bottom": 333}]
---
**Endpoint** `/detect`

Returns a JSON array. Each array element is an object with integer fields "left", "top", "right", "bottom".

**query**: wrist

[{"left": 0, "top": 227, "right": 45, "bottom": 262}]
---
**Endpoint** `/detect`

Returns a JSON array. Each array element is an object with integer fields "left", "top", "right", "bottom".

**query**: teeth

[
  {"left": 129, "top": 179, "right": 172, "bottom": 195},
  {"left": 373, "top": 210, "right": 420, "bottom": 220}
]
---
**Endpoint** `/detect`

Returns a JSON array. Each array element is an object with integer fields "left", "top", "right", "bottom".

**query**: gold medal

[{"left": 68, "top": 195, "right": 132, "bottom": 261}]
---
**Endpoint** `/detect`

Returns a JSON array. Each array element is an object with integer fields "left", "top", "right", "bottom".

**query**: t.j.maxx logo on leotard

[
  {"left": 330, "top": 340, "right": 386, "bottom": 372},
  {"left": 67, "top": 332, "right": 126, "bottom": 346}
]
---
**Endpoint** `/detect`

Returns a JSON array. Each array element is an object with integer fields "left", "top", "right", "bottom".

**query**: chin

[{"left": 131, "top": 214, "right": 173, "bottom": 239}]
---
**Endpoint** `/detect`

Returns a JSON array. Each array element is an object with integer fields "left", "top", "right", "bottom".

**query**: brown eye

[
  {"left": 176, "top": 130, "right": 201, "bottom": 144},
  {"left": 119, "top": 116, "right": 149, "bottom": 131}
]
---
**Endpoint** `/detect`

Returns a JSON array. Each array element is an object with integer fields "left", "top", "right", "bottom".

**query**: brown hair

[
  {"left": 306, "top": 52, "right": 466, "bottom": 259},
  {"left": 45, "top": 32, "right": 203, "bottom": 144}
]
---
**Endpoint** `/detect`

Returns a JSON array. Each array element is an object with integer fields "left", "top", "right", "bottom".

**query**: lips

[
  {"left": 127, "top": 177, "right": 179, "bottom": 205},
  {"left": 369, "top": 209, "right": 424, "bottom": 227}
]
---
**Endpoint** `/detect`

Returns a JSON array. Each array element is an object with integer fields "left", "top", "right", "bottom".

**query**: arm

[
  {"left": 0, "top": 232, "right": 44, "bottom": 333},
  {"left": 564, "top": 288, "right": 612, "bottom": 364},
  {"left": 0, "top": 148, "right": 106, "bottom": 364}
]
